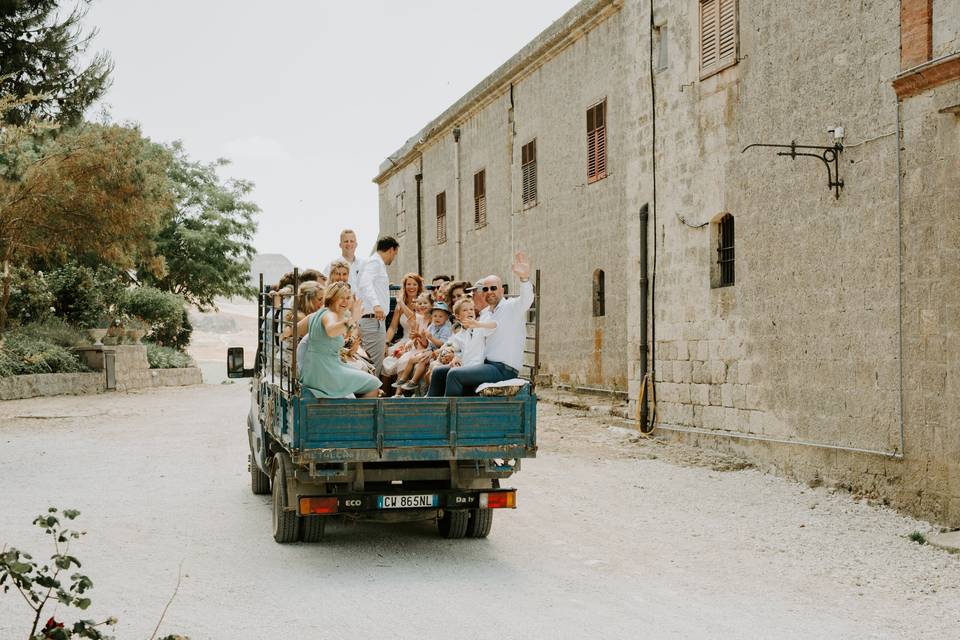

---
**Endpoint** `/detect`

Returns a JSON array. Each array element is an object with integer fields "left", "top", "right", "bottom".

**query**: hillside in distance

[{"left": 249, "top": 253, "right": 294, "bottom": 289}]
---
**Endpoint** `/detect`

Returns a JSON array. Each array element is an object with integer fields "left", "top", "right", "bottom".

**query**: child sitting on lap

[
  {"left": 395, "top": 301, "right": 453, "bottom": 392},
  {"left": 444, "top": 297, "right": 497, "bottom": 369}
]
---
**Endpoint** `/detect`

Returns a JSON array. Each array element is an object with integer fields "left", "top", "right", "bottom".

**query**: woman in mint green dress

[{"left": 295, "top": 282, "right": 381, "bottom": 398}]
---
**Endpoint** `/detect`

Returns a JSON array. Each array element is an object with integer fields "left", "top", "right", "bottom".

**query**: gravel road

[{"left": 1, "top": 383, "right": 958, "bottom": 639}]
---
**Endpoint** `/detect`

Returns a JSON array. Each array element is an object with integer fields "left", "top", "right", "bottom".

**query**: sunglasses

[{"left": 480, "top": 285, "right": 499, "bottom": 292}]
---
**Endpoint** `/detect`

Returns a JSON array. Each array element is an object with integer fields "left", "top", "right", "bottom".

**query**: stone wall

[
  {"left": 933, "top": 0, "right": 960, "bottom": 58},
  {"left": 630, "top": 0, "right": 960, "bottom": 525},
  {"left": 640, "top": 0, "right": 902, "bottom": 446},
  {"left": 0, "top": 372, "right": 105, "bottom": 401},
  {"left": 0, "top": 345, "right": 203, "bottom": 401},
  {"left": 898, "top": 80, "right": 960, "bottom": 522}
]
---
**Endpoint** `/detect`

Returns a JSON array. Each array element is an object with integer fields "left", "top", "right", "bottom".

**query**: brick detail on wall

[
  {"left": 901, "top": 0, "right": 933, "bottom": 70},
  {"left": 893, "top": 52, "right": 960, "bottom": 98}
]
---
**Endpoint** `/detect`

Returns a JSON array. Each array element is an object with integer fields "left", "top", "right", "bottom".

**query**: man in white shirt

[
  {"left": 433, "top": 252, "right": 534, "bottom": 396},
  {"left": 356, "top": 236, "right": 399, "bottom": 378},
  {"left": 321, "top": 229, "right": 364, "bottom": 288}
]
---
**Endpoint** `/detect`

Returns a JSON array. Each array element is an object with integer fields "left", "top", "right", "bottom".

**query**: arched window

[
  {"left": 592, "top": 269, "right": 605, "bottom": 317},
  {"left": 717, "top": 214, "right": 735, "bottom": 287}
]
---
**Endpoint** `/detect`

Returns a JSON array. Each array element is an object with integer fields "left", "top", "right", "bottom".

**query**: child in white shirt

[
  {"left": 425, "top": 298, "right": 496, "bottom": 395},
  {"left": 445, "top": 298, "right": 497, "bottom": 368}
]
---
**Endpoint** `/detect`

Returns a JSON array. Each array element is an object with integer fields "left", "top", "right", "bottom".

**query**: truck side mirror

[{"left": 227, "top": 347, "right": 254, "bottom": 378}]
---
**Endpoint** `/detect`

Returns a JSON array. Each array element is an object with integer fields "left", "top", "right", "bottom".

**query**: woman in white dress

[{"left": 385, "top": 273, "right": 423, "bottom": 345}]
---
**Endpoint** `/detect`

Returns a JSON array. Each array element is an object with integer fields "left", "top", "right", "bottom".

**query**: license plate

[{"left": 377, "top": 494, "right": 438, "bottom": 509}]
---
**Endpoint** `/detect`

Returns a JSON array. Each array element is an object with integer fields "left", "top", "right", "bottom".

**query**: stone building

[{"left": 374, "top": 0, "right": 960, "bottom": 525}]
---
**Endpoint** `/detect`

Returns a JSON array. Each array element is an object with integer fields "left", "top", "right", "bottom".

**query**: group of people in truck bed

[{"left": 266, "top": 229, "right": 534, "bottom": 399}]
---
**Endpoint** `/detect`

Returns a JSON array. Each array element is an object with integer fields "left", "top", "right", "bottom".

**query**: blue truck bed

[{"left": 278, "top": 392, "right": 537, "bottom": 462}]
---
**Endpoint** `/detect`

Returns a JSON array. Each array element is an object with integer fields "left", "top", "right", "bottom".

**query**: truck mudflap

[{"left": 298, "top": 488, "right": 517, "bottom": 516}]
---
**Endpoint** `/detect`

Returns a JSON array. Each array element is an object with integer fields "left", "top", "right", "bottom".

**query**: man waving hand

[{"left": 429, "top": 252, "right": 534, "bottom": 396}]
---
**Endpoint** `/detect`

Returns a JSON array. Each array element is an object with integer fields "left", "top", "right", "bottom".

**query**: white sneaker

[
  {"left": 391, "top": 379, "right": 406, "bottom": 388},
  {"left": 401, "top": 381, "right": 418, "bottom": 391}
]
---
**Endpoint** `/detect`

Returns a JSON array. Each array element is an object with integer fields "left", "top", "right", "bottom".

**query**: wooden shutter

[
  {"left": 700, "top": 0, "right": 737, "bottom": 78},
  {"left": 521, "top": 139, "right": 537, "bottom": 205},
  {"left": 587, "top": 101, "right": 607, "bottom": 183},
  {"left": 436, "top": 191, "right": 446, "bottom": 243},
  {"left": 474, "top": 170, "right": 486, "bottom": 227}
]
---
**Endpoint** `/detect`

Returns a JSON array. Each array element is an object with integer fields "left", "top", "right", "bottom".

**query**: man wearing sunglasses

[{"left": 430, "top": 252, "right": 534, "bottom": 396}]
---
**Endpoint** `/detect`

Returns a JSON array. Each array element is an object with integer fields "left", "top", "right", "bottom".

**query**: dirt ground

[{"left": 1, "top": 384, "right": 958, "bottom": 639}]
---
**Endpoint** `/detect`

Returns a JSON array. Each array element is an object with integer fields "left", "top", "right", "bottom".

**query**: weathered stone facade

[
  {"left": 374, "top": 0, "right": 960, "bottom": 524},
  {"left": 377, "top": 0, "right": 635, "bottom": 390}
]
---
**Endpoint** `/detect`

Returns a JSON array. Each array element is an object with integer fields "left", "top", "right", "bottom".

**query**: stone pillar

[{"left": 900, "top": 0, "right": 933, "bottom": 70}]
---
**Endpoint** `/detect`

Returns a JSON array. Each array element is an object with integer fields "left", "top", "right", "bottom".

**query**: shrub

[
  {"left": 119, "top": 286, "right": 192, "bottom": 350},
  {"left": 13, "top": 318, "right": 89, "bottom": 349},
  {"left": 46, "top": 263, "right": 107, "bottom": 329},
  {"left": 0, "top": 331, "right": 88, "bottom": 377},
  {"left": 146, "top": 342, "right": 195, "bottom": 369},
  {"left": 6, "top": 267, "right": 55, "bottom": 325}
]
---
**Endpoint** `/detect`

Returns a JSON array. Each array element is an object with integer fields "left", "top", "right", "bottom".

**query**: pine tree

[{"left": 0, "top": 0, "right": 112, "bottom": 126}]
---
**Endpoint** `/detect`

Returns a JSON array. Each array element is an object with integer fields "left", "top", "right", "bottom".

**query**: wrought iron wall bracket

[{"left": 741, "top": 141, "right": 845, "bottom": 199}]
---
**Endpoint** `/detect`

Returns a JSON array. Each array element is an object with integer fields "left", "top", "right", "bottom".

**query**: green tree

[
  {"left": 136, "top": 143, "right": 258, "bottom": 311},
  {"left": 0, "top": 0, "right": 112, "bottom": 126},
  {"left": 0, "top": 105, "right": 173, "bottom": 329}
]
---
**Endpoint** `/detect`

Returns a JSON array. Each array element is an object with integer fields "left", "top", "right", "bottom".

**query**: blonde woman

[
  {"left": 295, "top": 282, "right": 381, "bottom": 398},
  {"left": 328, "top": 259, "right": 351, "bottom": 284},
  {"left": 280, "top": 281, "right": 324, "bottom": 366}
]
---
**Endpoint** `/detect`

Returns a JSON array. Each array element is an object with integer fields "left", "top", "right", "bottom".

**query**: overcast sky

[{"left": 84, "top": 0, "right": 576, "bottom": 268}]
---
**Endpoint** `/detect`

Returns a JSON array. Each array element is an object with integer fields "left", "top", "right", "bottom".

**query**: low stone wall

[
  {"left": 0, "top": 372, "right": 105, "bottom": 401},
  {"left": 1, "top": 344, "right": 205, "bottom": 401},
  {"left": 0, "top": 367, "right": 203, "bottom": 401},
  {"left": 153, "top": 367, "right": 203, "bottom": 387},
  {"left": 116, "top": 367, "right": 203, "bottom": 391}
]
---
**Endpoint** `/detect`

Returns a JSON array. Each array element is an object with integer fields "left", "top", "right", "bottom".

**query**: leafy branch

[{"left": 0, "top": 507, "right": 190, "bottom": 640}]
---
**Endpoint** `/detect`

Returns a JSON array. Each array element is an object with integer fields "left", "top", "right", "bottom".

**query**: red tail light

[
  {"left": 480, "top": 491, "right": 516, "bottom": 509},
  {"left": 299, "top": 497, "right": 338, "bottom": 515}
]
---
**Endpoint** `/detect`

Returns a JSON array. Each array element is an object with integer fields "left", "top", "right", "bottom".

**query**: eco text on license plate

[{"left": 377, "top": 494, "right": 438, "bottom": 509}]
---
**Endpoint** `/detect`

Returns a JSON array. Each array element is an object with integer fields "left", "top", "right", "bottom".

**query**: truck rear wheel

[
  {"left": 467, "top": 508, "right": 494, "bottom": 538},
  {"left": 271, "top": 455, "right": 299, "bottom": 543},
  {"left": 250, "top": 454, "right": 270, "bottom": 495},
  {"left": 437, "top": 509, "right": 469, "bottom": 538},
  {"left": 300, "top": 516, "right": 326, "bottom": 542}
]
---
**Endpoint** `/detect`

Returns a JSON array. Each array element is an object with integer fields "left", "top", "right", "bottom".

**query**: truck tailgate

[{"left": 292, "top": 394, "right": 537, "bottom": 461}]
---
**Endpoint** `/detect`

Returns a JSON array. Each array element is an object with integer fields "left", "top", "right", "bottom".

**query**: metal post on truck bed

[
  {"left": 522, "top": 269, "right": 541, "bottom": 392},
  {"left": 534, "top": 268, "right": 541, "bottom": 375},
  {"left": 256, "top": 273, "right": 263, "bottom": 376},
  {"left": 270, "top": 276, "right": 276, "bottom": 386},
  {"left": 290, "top": 268, "right": 299, "bottom": 396}
]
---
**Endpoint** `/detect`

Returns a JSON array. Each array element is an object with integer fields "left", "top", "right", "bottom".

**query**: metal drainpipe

[
  {"left": 639, "top": 203, "right": 650, "bottom": 432},
  {"left": 894, "top": 97, "right": 906, "bottom": 457},
  {"left": 453, "top": 127, "right": 463, "bottom": 277},
  {"left": 644, "top": 0, "right": 658, "bottom": 433},
  {"left": 415, "top": 170, "right": 423, "bottom": 276}
]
